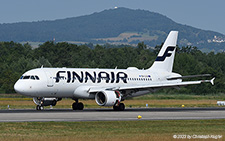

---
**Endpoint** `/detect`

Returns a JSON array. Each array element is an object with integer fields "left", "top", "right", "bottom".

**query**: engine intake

[{"left": 95, "top": 90, "right": 121, "bottom": 106}]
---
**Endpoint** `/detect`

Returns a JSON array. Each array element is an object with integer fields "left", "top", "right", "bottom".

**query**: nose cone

[{"left": 14, "top": 81, "right": 24, "bottom": 94}]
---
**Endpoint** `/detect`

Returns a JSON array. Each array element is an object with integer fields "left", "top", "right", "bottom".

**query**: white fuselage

[{"left": 14, "top": 67, "right": 181, "bottom": 98}]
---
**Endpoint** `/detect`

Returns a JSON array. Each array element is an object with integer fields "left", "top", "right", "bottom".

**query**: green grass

[
  {"left": 0, "top": 119, "right": 224, "bottom": 140},
  {"left": 0, "top": 93, "right": 225, "bottom": 110},
  {"left": 0, "top": 94, "right": 29, "bottom": 98},
  {"left": 1, "top": 93, "right": 225, "bottom": 100},
  {"left": 133, "top": 93, "right": 225, "bottom": 100}
]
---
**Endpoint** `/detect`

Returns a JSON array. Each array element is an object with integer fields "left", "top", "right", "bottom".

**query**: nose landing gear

[{"left": 36, "top": 105, "right": 44, "bottom": 110}]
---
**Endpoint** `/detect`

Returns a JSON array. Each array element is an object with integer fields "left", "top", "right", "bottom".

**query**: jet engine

[
  {"left": 33, "top": 97, "right": 62, "bottom": 106},
  {"left": 95, "top": 90, "right": 121, "bottom": 106}
]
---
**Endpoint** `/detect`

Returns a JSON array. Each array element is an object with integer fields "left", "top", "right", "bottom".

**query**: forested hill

[
  {"left": 0, "top": 8, "right": 225, "bottom": 52},
  {"left": 0, "top": 41, "right": 224, "bottom": 94}
]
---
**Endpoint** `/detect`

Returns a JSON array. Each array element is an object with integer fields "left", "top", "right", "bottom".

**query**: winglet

[
  {"left": 210, "top": 77, "right": 215, "bottom": 85},
  {"left": 201, "top": 77, "right": 215, "bottom": 85}
]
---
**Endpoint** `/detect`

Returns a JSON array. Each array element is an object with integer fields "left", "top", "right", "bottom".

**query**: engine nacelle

[
  {"left": 95, "top": 90, "right": 121, "bottom": 106},
  {"left": 33, "top": 97, "right": 60, "bottom": 106}
]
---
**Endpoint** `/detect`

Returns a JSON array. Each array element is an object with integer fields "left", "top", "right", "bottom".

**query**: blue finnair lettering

[
  {"left": 155, "top": 46, "right": 175, "bottom": 61},
  {"left": 55, "top": 71, "right": 128, "bottom": 83},
  {"left": 56, "top": 71, "right": 66, "bottom": 83}
]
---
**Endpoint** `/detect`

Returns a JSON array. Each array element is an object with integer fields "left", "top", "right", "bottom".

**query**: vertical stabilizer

[{"left": 149, "top": 31, "right": 178, "bottom": 72}]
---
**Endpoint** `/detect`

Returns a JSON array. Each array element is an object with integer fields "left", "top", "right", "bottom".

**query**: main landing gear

[
  {"left": 72, "top": 99, "right": 84, "bottom": 110},
  {"left": 113, "top": 103, "right": 125, "bottom": 111}
]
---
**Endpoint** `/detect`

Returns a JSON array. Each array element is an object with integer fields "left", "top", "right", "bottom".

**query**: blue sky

[{"left": 0, "top": 0, "right": 225, "bottom": 34}]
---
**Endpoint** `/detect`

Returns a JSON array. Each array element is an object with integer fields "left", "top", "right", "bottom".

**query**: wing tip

[{"left": 211, "top": 77, "right": 215, "bottom": 85}]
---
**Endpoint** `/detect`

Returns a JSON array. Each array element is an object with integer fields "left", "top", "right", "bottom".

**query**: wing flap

[
  {"left": 117, "top": 80, "right": 202, "bottom": 90},
  {"left": 167, "top": 74, "right": 211, "bottom": 80}
]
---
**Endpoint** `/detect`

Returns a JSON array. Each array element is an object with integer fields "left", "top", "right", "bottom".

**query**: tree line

[{"left": 0, "top": 41, "right": 224, "bottom": 94}]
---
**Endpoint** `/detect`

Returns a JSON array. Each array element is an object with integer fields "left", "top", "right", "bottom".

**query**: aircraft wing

[
  {"left": 88, "top": 78, "right": 215, "bottom": 93},
  {"left": 116, "top": 79, "right": 214, "bottom": 91}
]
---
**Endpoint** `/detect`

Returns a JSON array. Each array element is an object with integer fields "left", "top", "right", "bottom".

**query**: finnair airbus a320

[{"left": 14, "top": 31, "right": 215, "bottom": 111}]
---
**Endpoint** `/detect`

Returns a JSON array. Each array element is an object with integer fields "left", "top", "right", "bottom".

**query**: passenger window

[
  {"left": 23, "top": 76, "right": 30, "bottom": 79},
  {"left": 35, "top": 76, "right": 40, "bottom": 80},
  {"left": 31, "top": 76, "right": 35, "bottom": 80}
]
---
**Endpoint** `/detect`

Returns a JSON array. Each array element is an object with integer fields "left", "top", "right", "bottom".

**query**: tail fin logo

[{"left": 155, "top": 46, "right": 175, "bottom": 61}]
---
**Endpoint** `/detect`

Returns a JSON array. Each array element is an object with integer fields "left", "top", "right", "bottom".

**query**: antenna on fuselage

[
  {"left": 115, "top": 66, "right": 117, "bottom": 69},
  {"left": 41, "top": 65, "right": 44, "bottom": 68}
]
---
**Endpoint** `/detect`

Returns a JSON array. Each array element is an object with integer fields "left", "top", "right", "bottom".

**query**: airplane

[{"left": 14, "top": 31, "right": 215, "bottom": 111}]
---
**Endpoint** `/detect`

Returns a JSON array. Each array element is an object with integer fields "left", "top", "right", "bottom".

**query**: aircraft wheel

[
  {"left": 113, "top": 105, "right": 119, "bottom": 111},
  {"left": 36, "top": 105, "right": 43, "bottom": 110},
  {"left": 52, "top": 100, "right": 57, "bottom": 106},
  {"left": 72, "top": 102, "right": 78, "bottom": 110},
  {"left": 113, "top": 103, "right": 125, "bottom": 111},
  {"left": 36, "top": 105, "right": 39, "bottom": 110},
  {"left": 77, "top": 102, "right": 84, "bottom": 110},
  {"left": 118, "top": 103, "right": 125, "bottom": 111}
]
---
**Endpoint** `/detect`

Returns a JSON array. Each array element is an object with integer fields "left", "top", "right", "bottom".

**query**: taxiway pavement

[{"left": 0, "top": 107, "right": 225, "bottom": 122}]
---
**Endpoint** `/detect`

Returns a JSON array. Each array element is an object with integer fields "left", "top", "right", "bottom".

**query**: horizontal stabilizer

[
  {"left": 201, "top": 77, "right": 215, "bottom": 85},
  {"left": 167, "top": 74, "right": 211, "bottom": 80}
]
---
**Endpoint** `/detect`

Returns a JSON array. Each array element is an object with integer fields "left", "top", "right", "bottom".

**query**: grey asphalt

[{"left": 0, "top": 107, "right": 225, "bottom": 122}]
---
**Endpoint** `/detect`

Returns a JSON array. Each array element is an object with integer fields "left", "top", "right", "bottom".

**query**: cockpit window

[
  {"left": 30, "top": 76, "right": 35, "bottom": 80},
  {"left": 23, "top": 76, "right": 30, "bottom": 79},
  {"left": 21, "top": 75, "right": 40, "bottom": 80},
  {"left": 35, "top": 75, "right": 40, "bottom": 80}
]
